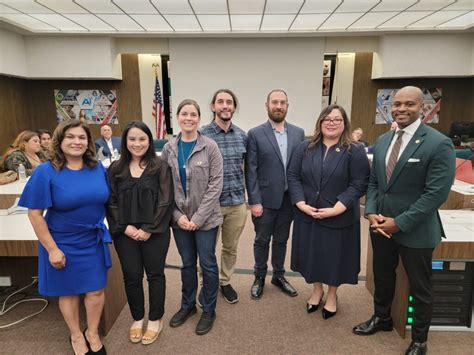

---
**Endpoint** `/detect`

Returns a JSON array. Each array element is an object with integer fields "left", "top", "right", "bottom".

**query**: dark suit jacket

[
  {"left": 366, "top": 123, "right": 455, "bottom": 248},
  {"left": 288, "top": 140, "right": 370, "bottom": 228},
  {"left": 245, "top": 121, "right": 305, "bottom": 209},
  {"left": 95, "top": 136, "right": 121, "bottom": 157}
]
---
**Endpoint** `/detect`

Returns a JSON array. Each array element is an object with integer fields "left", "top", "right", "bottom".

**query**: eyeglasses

[{"left": 321, "top": 118, "right": 343, "bottom": 125}]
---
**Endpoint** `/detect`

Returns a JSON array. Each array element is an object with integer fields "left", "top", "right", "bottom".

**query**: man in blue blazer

[
  {"left": 245, "top": 89, "right": 305, "bottom": 300},
  {"left": 95, "top": 124, "right": 121, "bottom": 158},
  {"left": 352, "top": 86, "right": 455, "bottom": 355}
]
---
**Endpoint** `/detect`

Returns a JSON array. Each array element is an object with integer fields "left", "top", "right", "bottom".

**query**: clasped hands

[
  {"left": 125, "top": 225, "right": 151, "bottom": 241},
  {"left": 367, "top": 213, "right": 400, "bottom": 239},
  {"left": 296, "top": 202, "right": 338, "bottom": 219},
  {"left": 177, "top": 215, "right": 200, "bottom": 231}
]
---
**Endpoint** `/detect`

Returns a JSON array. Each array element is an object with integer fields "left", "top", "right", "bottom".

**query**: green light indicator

[
  {"left": 408, "top": 306, "right": 413, "bottom": 313},
  {"left": 407, "top": 317, "right": 413, "bottom": 324},
  {"left": 409, "top": 295, "right": 413, "bottom": 302}
]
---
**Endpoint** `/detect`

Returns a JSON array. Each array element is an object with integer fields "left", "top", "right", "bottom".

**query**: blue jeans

[{"left": 173, "top": 227, "right": 219, "bottom": 313}]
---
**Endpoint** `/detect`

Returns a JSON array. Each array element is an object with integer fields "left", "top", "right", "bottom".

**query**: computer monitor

[{"left": 449, "top": 122, "right": 474, "bottom": 140}]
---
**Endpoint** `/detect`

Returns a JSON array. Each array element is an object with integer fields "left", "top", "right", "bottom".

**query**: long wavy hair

[
  {"left": 109, "top": 120, "right": 158, "bottom": 176},
  {"left": 2, "top": 130, "right": 40, "bottom": 163},
  {"left": 51, "top": 119, "right": 97, "bottom": 170},
  {"left": 307, "top": 104, "right": 355, "bottom": 151}
]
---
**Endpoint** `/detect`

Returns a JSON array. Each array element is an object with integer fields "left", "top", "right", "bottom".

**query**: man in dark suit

[
  {"left": 352, "top": 86, "right": 455, "bottom": 355},
  {"left": 95, "top": 124, "right": 121, "bottom": 158},
  {"left": 245, "top": 89, "right": 305, "bottom": 300}
]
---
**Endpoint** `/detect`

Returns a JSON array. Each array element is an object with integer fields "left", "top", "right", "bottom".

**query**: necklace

[{"left": 179, "top": 139, "right": 197, "bottom": 169}]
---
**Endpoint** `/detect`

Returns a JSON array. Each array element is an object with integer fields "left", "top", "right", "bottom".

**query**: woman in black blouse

[{"left": 107, "top": 121, "right": 173, "bottom": 345}]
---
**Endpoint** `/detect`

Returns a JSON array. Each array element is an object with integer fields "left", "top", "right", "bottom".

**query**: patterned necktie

[{"left": 386, "top": 130, "right": 404, "bottom": 182}]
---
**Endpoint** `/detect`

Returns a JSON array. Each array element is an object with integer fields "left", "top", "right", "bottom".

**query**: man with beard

[
  {"left": 245, "top": 89, "right": 305, "bottom": 300},
  {"left": 200, "top": 89, "right": 248, "bottom": 304}
]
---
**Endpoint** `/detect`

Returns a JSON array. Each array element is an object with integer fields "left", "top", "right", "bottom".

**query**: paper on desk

[{"left": 7, "top": 197, "right": 28, "bottom": 215}]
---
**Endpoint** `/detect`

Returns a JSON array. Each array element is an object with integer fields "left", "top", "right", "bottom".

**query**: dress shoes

[
  {"left": 322, "top": 307, "right": 337, "bottom": 319},
  {"left": 306, "top": 292, "right": 324, "bottom": 313},
  {"left": 250, "top": 277, "right": 265, "bottom": 300},
  {"left": 405, "top": 341, "right": 427, "bottom": 355},
  {"left": 352, "top": 315, "right": 393, "bottom": 336},
  {"left": 271, "top": 277, "right": 298, "bottom": 297}
]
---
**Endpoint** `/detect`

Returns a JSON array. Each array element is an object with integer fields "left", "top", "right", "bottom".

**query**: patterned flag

[{"left": 153, "top": 69, "right": 166, "bottom": 139}]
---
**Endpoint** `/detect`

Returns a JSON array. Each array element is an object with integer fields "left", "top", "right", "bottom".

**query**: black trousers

[
  {"left": 114, "top": 230, "right": 170, "bottom": 321},
  {"left": 252, "top": 192, "right": 293, "bottom": 278},
  {"left": 371, "top": 232, "right": 434, "bottom": 343}
]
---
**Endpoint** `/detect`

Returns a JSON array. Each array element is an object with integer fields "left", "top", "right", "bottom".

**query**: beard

[
  {"left": 215, "top": 110, "right": 234, "bottom": 122},
  {"left": 268, "top": 110, "right": 287, "bottom": 123}
]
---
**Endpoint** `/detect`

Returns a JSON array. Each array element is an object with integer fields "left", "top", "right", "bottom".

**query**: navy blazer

[
  {"left": 287, "top": 140, "right": 370, "bottom": 228},
  {"left": 245, "top": 121, "right": 305, "bottom": 209},
  {"left": 95, "top": 136, "right": 121, "bottom": 157}
]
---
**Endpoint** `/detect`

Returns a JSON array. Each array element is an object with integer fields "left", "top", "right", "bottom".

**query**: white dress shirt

[{"left": 385, "top": 118, "right": 421, "bottom": 167}]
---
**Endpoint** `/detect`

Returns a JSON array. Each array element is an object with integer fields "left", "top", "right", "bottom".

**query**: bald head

[{"left": 391, "top": 86, "right": 424, "bottom": 128}]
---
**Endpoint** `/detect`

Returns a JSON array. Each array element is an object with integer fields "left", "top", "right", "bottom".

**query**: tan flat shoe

[
  {"left": 129, "top": 327, "right": 143, "bottom": 344},
  {"left": 141, "top": 321, "right": 163, "bottom": 345}
]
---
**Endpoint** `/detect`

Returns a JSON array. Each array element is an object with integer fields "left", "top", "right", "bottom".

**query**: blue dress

[{"left": 19, "top": 161, "right": 112, "bottom": 296}]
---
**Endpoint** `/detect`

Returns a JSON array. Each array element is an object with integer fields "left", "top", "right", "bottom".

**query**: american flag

[{"left": 153, "top": 70, "right": 166, "bottom": 139}]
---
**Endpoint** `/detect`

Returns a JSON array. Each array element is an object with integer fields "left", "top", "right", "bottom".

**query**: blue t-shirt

[{"left": 178, "top": 140, "right": 197, "bottom": 195}]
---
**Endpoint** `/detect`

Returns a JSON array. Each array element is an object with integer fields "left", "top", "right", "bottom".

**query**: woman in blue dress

[{"left": 19, "top": 119, "right": 110, "bottom": 355}]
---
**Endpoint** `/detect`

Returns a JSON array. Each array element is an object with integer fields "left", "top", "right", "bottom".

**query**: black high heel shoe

[
  {"left": 322, "top": 297, "right": 337, "bottom": 319},
  {"left": 83, "top": 329, "right": 107, "bottom": 355},
  {"left": 306, "top": 292, "right": 324, "bottom": 313}
]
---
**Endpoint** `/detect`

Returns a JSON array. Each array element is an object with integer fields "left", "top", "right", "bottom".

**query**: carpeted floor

[{"left": 1, "top": 210, "right": 473, "bottom": 354}]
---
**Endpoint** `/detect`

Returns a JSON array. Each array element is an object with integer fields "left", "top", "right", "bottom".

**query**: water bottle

[
  {"left": 18, "top": 163, "right": 27, "bottom": 181},
  {"left": 112, "top": 148, "right": 119, "bottom": 161}
]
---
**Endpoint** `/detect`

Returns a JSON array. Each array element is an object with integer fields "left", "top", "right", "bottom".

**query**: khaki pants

[
  {"left": 218, "top": 203, "right": 248, "bottom": 286},
  {"left": 198, "top": 203, "right": 247, "bottom": 286}
]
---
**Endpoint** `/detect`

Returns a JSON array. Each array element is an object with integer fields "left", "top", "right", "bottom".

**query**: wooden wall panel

[
  {"left": 0, "top": 54, "right": 142, "bottom": 155},
  {"left": 351, "top": 53, "right": 474, "bottom": 145}
]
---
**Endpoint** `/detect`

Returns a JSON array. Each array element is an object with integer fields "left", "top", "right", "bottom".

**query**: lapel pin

[
  {"left": 415, "top": 139, "right": 421, "bottom": 144},
  {"left": 335, "top": 148, "right": 341, "bottom": 152},
  {"left": 197, "top": 161, "right": 202, "bottom": 165}
]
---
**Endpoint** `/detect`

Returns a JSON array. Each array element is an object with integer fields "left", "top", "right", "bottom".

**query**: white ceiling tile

[
  {"left": 290, "top": 14, "right": 329, "bottom": 30},
  {"left": 2, "top": 0, "right": 53, "bottom": 14},
  {"left": 30, "top": 14, "right": 87, "bottom": 31},
  {"left": 408, "top": 10, "right": 469, "bottom": 28},
  {"left": 260, "top": 14, "right": 295, "bottom": 30},
  {"left": 372, "top": 0, "right": 416, "bottom": 12},
  {"left": 230, "top": 14, "right": 261, "bottom": 30},
  {"left": 228, "top": 0, "right": 265, "bottom": 14},
  {"left": 151, "top": 0, "right": 193, "bottom": 15},
  {"left": 197, "top": 14, "right": 230, "bottom": 31},
  {"left": 36, "top": 0, "right": 87, "bottom": 14},
  {"left": 437, "top": 11, "right": 474, "bottom": 28},
  {"left": 265, "top": 0, "right": 304, "bottom": 14},
  {"left": 163, "top": 14, "right": 201, "bottom": 31},
  {"left": 113, "top": 0, "right": 158, "bottom": 14},
  {"left": 75, "top": 0, "right": 123, "bottom": 14},
  {"left": 319, "top": 12, "right": 365, "bottom": 29},
  {"left": 300, "top": 0, "right": 341, "bottom": 13},
  {"left": 336, "top": 0, "right": 379, "bottom": 13},
  {"left": 190, "top": 0, "right": 228, "bottom": 15},
  {"left": 131, "top": 14, "right": 173, "bottom": 31},
  {"left": 0, "top": 4, "right": 20, "bottom": 14},
  {"left": 443, "top": 0, "right": 473, "bottom": 11},
  {"left": 96, "top": 14, "right": 145, "bottom": 31},
  {"left": 63, "top": 14, "right": 116, "bottom": 31},
  {"left": 349, "top": 11, "right": 398, "bottom": 29},
  {"left": 1, "top": 13, "right": 57, "bottom": 30},
  {"left": 408, "top": 0, "right": 456, "bottom": 11},
  {"left": 378, "top": 11, "right": 433, "bottom": 28}
]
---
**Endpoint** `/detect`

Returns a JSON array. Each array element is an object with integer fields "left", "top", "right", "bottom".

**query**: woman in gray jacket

[{"left": 161, "top": 99, "right": 223, "bottom": 336}]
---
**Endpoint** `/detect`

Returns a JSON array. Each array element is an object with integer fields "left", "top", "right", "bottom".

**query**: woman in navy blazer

[{"left": 287, "top": 104, "right": 370, "bottom": 319}]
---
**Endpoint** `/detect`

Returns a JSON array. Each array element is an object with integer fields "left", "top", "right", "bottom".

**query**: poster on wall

[
  {"left": 375, "top": 88, "right": 442, "bottom": 124},
  {"left": 321, "top": 58, "right": 334, "bottom": 109},
  {"left": 54, "top": 89, "right": 118, "bottom": 124}
]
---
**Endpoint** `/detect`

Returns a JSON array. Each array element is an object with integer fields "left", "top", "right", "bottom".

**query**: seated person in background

[
  {"left": 95, "top": 124, "right": 121, "bottom": 158},
  {"left": 37, "top": 128, "right": 52, "bottom": 159},
  {"left": 3, "top": 130, "right": 45, "bottom": 176},
  {"left": 351, "top": 127, "right": 369, "bottom": 147}
]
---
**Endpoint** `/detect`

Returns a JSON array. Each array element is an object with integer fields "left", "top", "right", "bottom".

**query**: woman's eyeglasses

[{"left": 321, "top": 118, "right": 343, "bottom": 125}]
